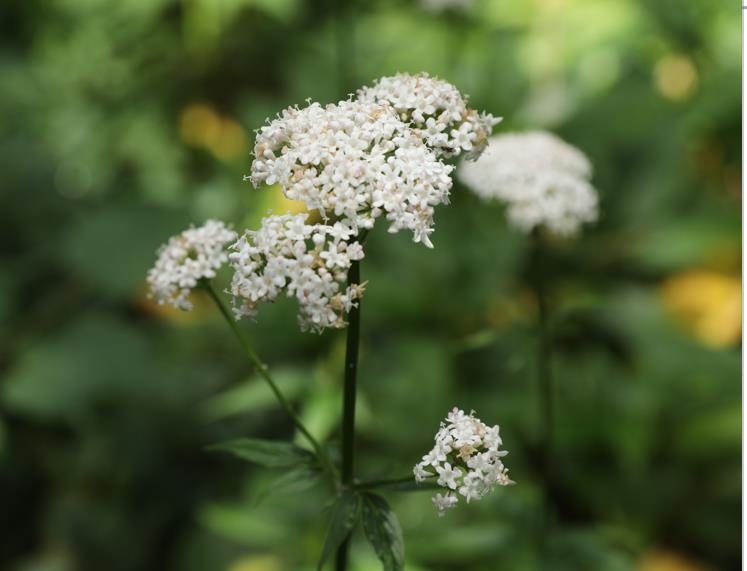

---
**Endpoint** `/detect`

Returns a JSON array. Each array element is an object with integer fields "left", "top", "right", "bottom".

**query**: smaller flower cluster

[
  {"left": 458, "top": 131, "right": 598, "bottom": 235},
  {"left": 414, "top": 408, "right": 512, "bottom": 516},
  {"left": 147, "top": 219, "right": 237, "bottom": 310},
  {"left": 229, "top": 213, "right": 366, "bottom": 333},
  {"left": 357, "top": 73, "right": 500, "bottom": 159}
]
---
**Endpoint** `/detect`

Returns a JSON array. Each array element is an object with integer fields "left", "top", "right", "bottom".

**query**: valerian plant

[
  {"left": 458, "top": 130, "right": 600, "bottom": 546},
  {"left": 146, "top": 73, "right": 512, "bottom": 571}
]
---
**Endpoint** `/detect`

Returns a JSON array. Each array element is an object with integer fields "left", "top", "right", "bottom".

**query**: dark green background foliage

[{"left": 0, "top": 0, "right": 740, "bottom": 569}]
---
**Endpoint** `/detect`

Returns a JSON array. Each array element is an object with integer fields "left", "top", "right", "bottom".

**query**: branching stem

[{"left": 205, "top": 282, "right": 337, "bottom": 480}]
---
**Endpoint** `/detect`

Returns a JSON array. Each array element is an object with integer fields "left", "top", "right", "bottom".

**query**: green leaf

[
  {"left": 207, "top": 437, "right": 315, "bottom": 468},
  {"left": 255, "top": 465, "right": 323, "bottom": 504},
  {"left": 200, "top": 368, "right": 307, "bottom": 422},
  {"left": 318, "top": 489, "right": 361, "bottom": 570},
  {"left": 273, "top": 464, "right": 323, "bottom": 494},
  {"left": 361, "top": 493, "right": 405, "bottom": 571}
]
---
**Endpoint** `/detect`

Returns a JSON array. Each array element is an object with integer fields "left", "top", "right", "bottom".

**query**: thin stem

[
  {"left": 335, "top": 259, "right": 361, "bottom": 571},
  {"left": 530, "top": 233, "right": 554, "bottom": 553},
  {"left": 205, "top": 282, "right": 337, "bottom": 479},
  {"left": 536, "top": 269, "right": 553, "bottom": 486}
]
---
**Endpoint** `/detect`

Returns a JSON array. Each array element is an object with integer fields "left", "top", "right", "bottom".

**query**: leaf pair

[
  {"left": 209, "top": 439, "right": 405, "bottom": 570},
  {"left": 318, "top": 490, "right": 404, "bottom": 571}
]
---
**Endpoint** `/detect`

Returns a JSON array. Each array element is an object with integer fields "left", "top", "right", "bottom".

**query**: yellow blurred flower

[
  {"left": 180, "top": 103, "right": 221, "bottom": 147},
  {"left": 661, "top": 269, "right": 741, "bottom": 348},
  {"left": 226, "top": 554, "right": 284, "bottom": 571},
  {"left": 638, "top": 549, "right": 714, "bottom": 571},
  {"left": 179, "top": 102, "right": 247, "bottom": 162},
  {"left": 654, "top": 54, "right": 698, "bottom": 102},
  {"left": 265, "top": 183, "right": 309, "bottom": 215}
]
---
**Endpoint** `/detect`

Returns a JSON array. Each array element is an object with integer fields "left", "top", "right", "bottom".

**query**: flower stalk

[
  {"left": 335, "top": 259, "right": 361, "bottom": 571},
  {"left": 536, "top": 263, "right": 553, "bottom": 479},
  {"left": 205, "top": 281, "right": 337, "bottom": 480},
  {"left": 529, "top": 232, "right": 554, "bottom": 545}
]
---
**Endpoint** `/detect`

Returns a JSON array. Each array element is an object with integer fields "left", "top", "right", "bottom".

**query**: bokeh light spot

[
  {"left": 660, "top": 269, "right": 741, "bottom": 348},
  {"left": 639, "top": 549, "right": 715, "bottom": 571},
  {"left": 654, "top": 54, "right": 698, "bottom": 101},
  {"left": 179, "top": 102, "right": 248, "bottom": 162}
]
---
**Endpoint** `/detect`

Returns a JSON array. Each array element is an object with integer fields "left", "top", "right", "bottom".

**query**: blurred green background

[{"left": 0, "top": 0, "right": 740, "bottom": 570}]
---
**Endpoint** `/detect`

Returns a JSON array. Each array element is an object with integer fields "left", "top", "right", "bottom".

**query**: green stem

[
  {"left": 355, "top": 476, "right": 411, "bottom": 489},
  {"left": 530, "top": 233, "right": 554, "bottom": 551},
  {"left": 353, "top": 476, "right": 426, "bottom": 491},
  {"left": 335, "top": 259, "right": 361, "bottom": 571},
  {"left": 205, "top": 282, "right": 337, "bottom": 480},
  {"left": 536, "top": 268, "right": 553, "bottom": 488}
]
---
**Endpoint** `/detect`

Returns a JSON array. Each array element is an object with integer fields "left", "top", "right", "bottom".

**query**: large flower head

[
  {"left": 229, "top": 213, "right": 366, "bottom": 333},
  {"left": 248, "top": 98, "right": 454, "bottom": 248},
  {"left": 414, "top": 408, "right": 512, "bottom": 516},
  {"left": 147, "top": 220, "right": 237, "bottom": 310},
  {"left": 357, "top": 73, "right": 500, "bottom": 160},
  {"left": 458, "top": 131, "right": 598, "bottom": 235}
]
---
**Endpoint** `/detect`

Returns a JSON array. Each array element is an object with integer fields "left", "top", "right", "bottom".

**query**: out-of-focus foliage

[{"left": 0, "top": 0, "right": 739, "bottom": 570}]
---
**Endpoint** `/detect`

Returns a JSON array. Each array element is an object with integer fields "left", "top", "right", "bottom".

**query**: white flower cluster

[
  {"left": 234, "top": 74, "right": 498, "bottom": 331},
  {"left": 147, "top": 220, "right": 237, "bottom": 310},
  {"left": 229, "top": 213, "right": 366, "bottom": 333},
  {"left": 414, "top": 408, "right": 512, "bottom": 516},
  {"left": 458, "top": 131, "right": 599, "bottom": 235},
  {"left": 249, "top": 98, "right": 453, "bottom": 248},
  {"left": 357, "top": 73, "right": 500, "bottom": 160}
]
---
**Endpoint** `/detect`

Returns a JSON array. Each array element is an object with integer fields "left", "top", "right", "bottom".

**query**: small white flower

[
  {"left": 458, "top": 131, "right": 599, "bottom": 235},
  {"left": 413, "top": 463, "right": 434, "bottom": 482},
  {"left": 435, "top": 462, "right": 462, "bottom": 490},
  {"left": 147, "top": 220, "right": 237, "bottom": 310},
  {"left": 413, "top": 408, "right": 513, "bottom": 515},
  {"left": 432, "top": 492, "right": 458, "bottom": 516},
  {"left": 422, "top": 444, "right": 448, "bottom": 467}
]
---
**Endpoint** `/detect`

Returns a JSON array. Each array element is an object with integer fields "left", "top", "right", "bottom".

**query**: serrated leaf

[
  {"left": 362, "top": 493, "right": 404, "bottom": 571},
  {"left": 207, "top": 437, "right": 315, "bottom": 468},
  {"left": 254, "top": 465, "right": 323, "bottom": 504},
  {"left": 272, "top": 464, "right": 323, "bottom": 493},
  {"left": 318, "top": 489, "right": 361, "bottom": 570}
]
